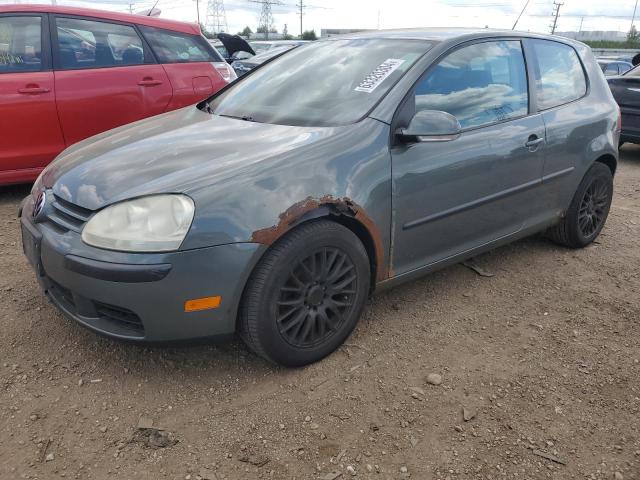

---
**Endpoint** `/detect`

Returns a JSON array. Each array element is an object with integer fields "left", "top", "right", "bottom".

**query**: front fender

[{"left": 182, "top": 118, "right": 393, "bottom": 280}]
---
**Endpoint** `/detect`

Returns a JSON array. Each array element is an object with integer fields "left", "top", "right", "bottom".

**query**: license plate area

[{"left": 21, "top": 218, "right": 43, "bottom": 276}]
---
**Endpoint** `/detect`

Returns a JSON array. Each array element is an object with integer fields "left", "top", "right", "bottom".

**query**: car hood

[
  {"left": 42, "top": 107, "right": 338, "bottom": 211},
  {"left": 216, "top": 33, "right": 255, "bottom": 57}
]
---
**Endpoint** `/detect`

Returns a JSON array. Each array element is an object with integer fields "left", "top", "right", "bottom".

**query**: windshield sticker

[{"left": 355, "top": 59, "right": 405, "bottom": 93}]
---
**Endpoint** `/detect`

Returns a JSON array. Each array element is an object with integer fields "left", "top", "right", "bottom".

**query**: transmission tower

[
  {"left": 249, "top": 0, "right": 283, "bottom": 40},
  {"left": 206, "top": 0, "right": 228, "bottom": 34},
  {"left": 550, "top": 1, "right": 563, "bottom": 34}
]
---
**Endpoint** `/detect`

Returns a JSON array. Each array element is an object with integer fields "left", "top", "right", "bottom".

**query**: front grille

[{"left": 45, "top": 195, "right": 93, "bottom": 233}]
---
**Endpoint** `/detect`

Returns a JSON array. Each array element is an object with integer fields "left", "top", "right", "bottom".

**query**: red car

[{"left": 0, "top": 5, "right": 236, "bottom": 185}]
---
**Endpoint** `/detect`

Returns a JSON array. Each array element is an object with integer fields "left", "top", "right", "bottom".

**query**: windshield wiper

[{"left": 218, "top": 113, "right": 257, "bottom": 122}]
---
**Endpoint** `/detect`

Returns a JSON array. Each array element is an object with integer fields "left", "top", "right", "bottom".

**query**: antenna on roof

[
  {"left": 512, "top": 0, "right": 530, "bottom": 30},
  {"left": 148, "top": 0, "right": 161, "bottom": 16}
]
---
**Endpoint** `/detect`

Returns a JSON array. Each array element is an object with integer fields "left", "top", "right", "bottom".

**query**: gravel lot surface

[{"left": 1, "top": 149, "right": 639, "bottom": 480}]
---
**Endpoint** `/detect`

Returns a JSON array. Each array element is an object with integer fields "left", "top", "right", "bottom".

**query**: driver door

[{"left": 390, "top": 39, "right": 546, "bottom": 275}]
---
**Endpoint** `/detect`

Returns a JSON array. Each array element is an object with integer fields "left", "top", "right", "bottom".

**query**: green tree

[
  {"left": 301, "top": 29, "right": 317, "bottom": 41},
  {"left": 628, "top": 25, "right": 639, "bottom": 44},
  {"left": 238, "top": 26, "right": 252, "bottom": 38},
  {"left": 282, "top": 24, "right": 293, "bottom": 40}
]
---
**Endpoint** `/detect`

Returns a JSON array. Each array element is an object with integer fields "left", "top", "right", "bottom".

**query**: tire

[
  {"left": 547, "top": 162, "right": 613, "bottom": 248},
  {"left": 239, "top": 220, "right": 370, "bottom": 367}
]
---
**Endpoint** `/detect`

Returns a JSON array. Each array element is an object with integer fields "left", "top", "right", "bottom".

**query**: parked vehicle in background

[
  {"left": 598, "top": 59, "right": 633, "bottom": 77},
  {"left": 607, "top": 64, "right": 640, "bottom": 145},
  {"left": 212, "top": 33, "right": 254, "bottom": 63},
  {"left": 232, "top": 44, "right": 297, "bottom": 76},
  {"left": 213, "top": 33, "right": 306, "bottom": 64},
  {"left": 0, "top": 5, "right": 235, "bottom": 185},
  {"left": 21, "top": 29, "right": 618, "bottom": 367}
]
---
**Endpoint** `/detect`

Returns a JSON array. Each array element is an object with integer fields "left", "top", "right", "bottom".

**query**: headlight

[{"left": 81, "top": 195, "right": 195, "bottom": 252}]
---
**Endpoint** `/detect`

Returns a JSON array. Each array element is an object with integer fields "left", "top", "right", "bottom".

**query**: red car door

[
  {"left": 0, "top": 14, "right": 65, "bottom": 184},
  {"left": 138, "top": 25, "right": 230, "bottom": 111},
  {"left": 52, "top": 16, "right": 172, "bottom": 146}
]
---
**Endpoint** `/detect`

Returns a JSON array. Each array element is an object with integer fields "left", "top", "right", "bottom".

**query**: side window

[
  {"left": 414, "top": 40, "right": 529, "bottom": 130},
  {"left": 530, "top": 39, "right": 587, "bottom": 110},
  {"left": 139, "top": 26, "right": 221, "bottom": 63},
  {"left": 604, "top": 63, "right": 618, "bottom": 76},
  {"left": 55, "top": 17, "right": 145, "bottom": 70},
  {"left": 0, "top": 16, "right": 42, "bottom": 73}
]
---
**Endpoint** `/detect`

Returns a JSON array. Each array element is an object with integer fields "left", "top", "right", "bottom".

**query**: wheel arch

[
  {"left": 249, "top": 197, "right": 386, "bottom": 290},
  {"left": 594, "top": 153, "right": 617, "bottom": 176},
  {"left": 235, "top": 209, "right": 381, "bottom": 334}
]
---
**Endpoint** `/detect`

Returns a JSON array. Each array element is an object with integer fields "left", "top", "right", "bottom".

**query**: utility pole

[
  {"left": 550, "top": 1, "right": 563, "bottom": 34},
  {"left": 249, "top": 0, "right": 283, "bottom": 40},
  {"left": 296, "top": 0, "right": 305, "bottom": 38},
  {"left": 631, "top": 0, "right": 639, "bottom": 36},
  {"left": 196, "top": 0, "right": 200, "bottom": 26},
  {"left": 206, "top": 0, "right": 228, "bottom": 33}
]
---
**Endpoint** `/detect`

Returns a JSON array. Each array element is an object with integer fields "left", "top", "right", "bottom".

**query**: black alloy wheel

[
  {"left": 276, "top": 247, "right": 357, "bottom": 348},
  {"left": 547, "top": 162, "right": 613, "bottom": 248},
  {"left": 239, "top": 220, "right": 370, "bottom": 367},
  {"left": 577, "top": 177, "right": 610, "bottom": 239}
]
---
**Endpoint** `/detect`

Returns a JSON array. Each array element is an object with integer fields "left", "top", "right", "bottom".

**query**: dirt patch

[{"left": 1, "top": 149, "right": 639, "bottom": 479}]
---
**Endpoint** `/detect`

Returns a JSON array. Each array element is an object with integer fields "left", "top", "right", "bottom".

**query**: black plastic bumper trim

[{"left": 64, "top": 255, "right": 172, "bottom": 283}]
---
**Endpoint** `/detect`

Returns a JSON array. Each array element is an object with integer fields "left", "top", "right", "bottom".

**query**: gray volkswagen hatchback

[{"left": 21, "top": 29, "right": 619, "bottom": 366}]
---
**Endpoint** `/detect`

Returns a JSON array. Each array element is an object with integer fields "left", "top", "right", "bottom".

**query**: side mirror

[{"left": 396, "top": 110, "right": 462, "bottom": 143}]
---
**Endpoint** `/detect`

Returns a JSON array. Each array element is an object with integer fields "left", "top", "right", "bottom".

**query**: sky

[{"left": 5, "top": 0, "right": 640, "bottom": 36}]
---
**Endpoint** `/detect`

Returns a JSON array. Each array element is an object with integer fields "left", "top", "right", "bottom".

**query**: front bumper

[{"left": 20, "top": 195, "right": 265, "bottom": 342}]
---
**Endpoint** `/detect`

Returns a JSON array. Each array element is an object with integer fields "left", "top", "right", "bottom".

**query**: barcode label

[{"left": 355, "top": 59, "right": 405, "bottom": 93}]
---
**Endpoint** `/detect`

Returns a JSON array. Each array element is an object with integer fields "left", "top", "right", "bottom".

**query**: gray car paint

[{"left": 24, "top": 28, "right": 619, "bottom": 342}]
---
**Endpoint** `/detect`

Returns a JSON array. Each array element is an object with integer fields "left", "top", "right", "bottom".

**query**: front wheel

[
  {"left": 547, "top": 162, "right": 613, "bottom": 248},
  {"left": 239, "top": 220, "right": 370, "bottom": 367}
]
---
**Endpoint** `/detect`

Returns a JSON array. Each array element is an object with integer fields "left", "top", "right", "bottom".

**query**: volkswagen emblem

[{"left": 33, "top": 191, "right": 46, "bottom": 219}]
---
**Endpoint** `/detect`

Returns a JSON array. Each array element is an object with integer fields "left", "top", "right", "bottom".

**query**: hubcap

[
  {"left": 578, "top": 178, "right": 609, "bottom": 238},
  {"left": 275, "top": 247, "right": 357, "bottom": 348}
]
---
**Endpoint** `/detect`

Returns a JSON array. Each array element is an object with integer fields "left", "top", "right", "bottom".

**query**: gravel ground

[{"left": 1, "top": 148, "right": 639, "bottom": 480}]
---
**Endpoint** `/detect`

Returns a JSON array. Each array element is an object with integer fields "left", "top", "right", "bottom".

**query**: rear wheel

[
  {"left": 547, "top": 162, "right": 613, "bottom": 248},
  {"left": 239, "top": 220, "right": 370, "bottom": 367}
]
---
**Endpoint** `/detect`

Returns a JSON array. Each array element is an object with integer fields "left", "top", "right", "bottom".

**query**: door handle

[
  {"left": 17, "top": 86, "right": 50, "bottom": 94},
  {"left": 525, "top": 136, "right": 545, "bottom": 149},
  {"left": 138, "top": 78, "right": 163, "bottom": 87}
]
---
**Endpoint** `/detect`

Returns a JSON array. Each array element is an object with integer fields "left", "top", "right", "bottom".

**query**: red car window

[
  {"left": 0, "top": 16, "right": 42, "bottom": 73},
  {"left": 55, "top": 17, "right": 146, "bottom": 69}
]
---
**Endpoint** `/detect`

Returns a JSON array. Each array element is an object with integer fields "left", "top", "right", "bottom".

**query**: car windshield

[
  {"left": 207, "top": 38, "right": 433, "bottom": 127},
  {"left": 248, "top": 45, "right": 295, "bottom": 63}
]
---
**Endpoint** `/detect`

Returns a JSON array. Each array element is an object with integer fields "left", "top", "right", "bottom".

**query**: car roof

[
  {"left": 0, "top": 4, "right": 200, "bottom": 35},
  {"left": 327, "top": 27, "right": 583, "bottom": 46}
]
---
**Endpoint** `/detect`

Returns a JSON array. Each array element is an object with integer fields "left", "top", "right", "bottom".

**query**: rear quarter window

[
  {"left": 139, "top": 26, "right": 222, "bottom": 63},
  {"left": 530, "top": 39, "right": 587, "bottom": 110}
]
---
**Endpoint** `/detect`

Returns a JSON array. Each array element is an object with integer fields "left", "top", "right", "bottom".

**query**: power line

[
  {"left": 249, "top": 0, "right": 283, "bottom": 40},
  {"left": 294, "top": 0, "right": 328, "bottom": 37},
  {"left": 206, "top": 0, "right": 228, "bottom": 33},
  {"left": 550, "top": 1, "right": 563, "bottom": 34}
]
